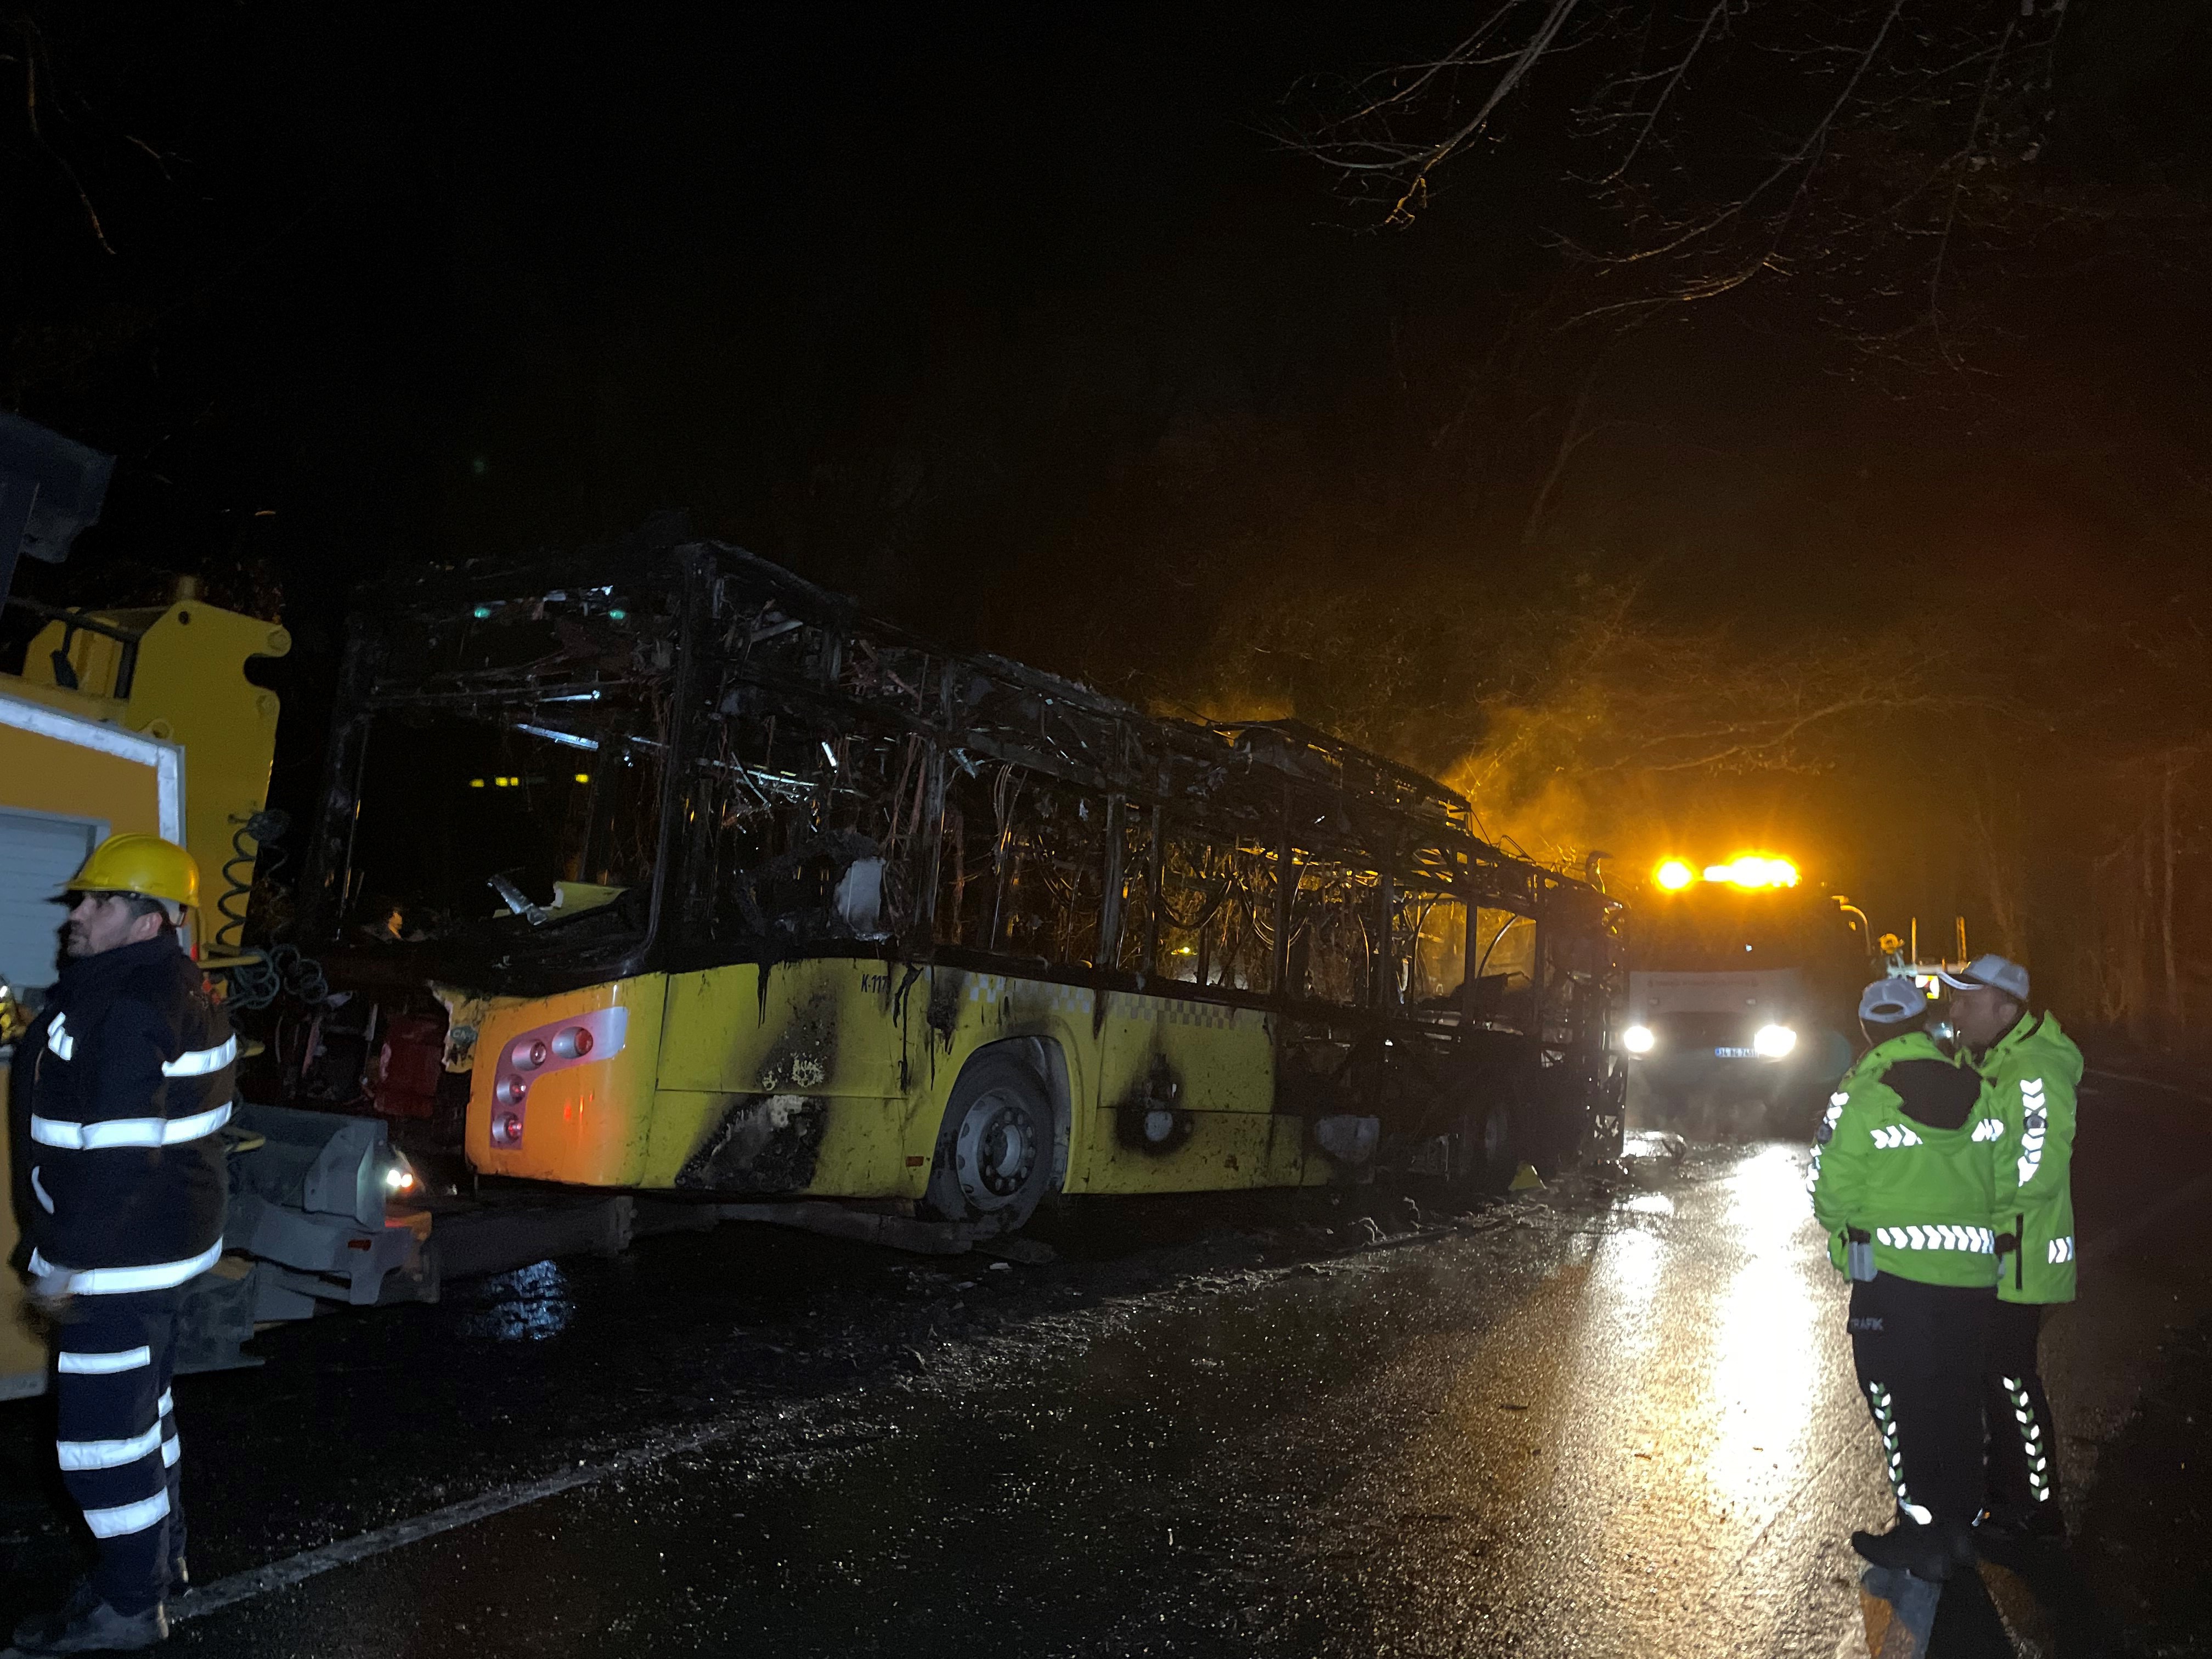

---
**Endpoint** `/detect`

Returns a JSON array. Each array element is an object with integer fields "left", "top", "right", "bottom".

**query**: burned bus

[{"left": 290, "top": 534, "right": 1625, "bottom": 1231}]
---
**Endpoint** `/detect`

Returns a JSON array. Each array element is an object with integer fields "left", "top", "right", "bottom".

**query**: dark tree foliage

[
  {"left": 1301, "top": 1, "right": 2207, "bottom": 351},
  {"left": 1286, "top": 0, "right": 2212, "bottom": 1038}
]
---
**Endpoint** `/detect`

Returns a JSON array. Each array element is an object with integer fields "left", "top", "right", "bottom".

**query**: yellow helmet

[{"left": 66, "top": 833, "right": 200, "bottom": 908}]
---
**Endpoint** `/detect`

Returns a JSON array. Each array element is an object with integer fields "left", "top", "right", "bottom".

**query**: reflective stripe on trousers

[
  {"left": 53, "top": 1288, "right": 187, "bottom": 1614},
  {"left": 28, "top": 1240, "right": 223, "bottom": 1297},
  {"left": 58, "top": 1421, "right": 164, "bottom": 1472},
  {"left": 1865, "top": 1383, "right": 1934, "bottom": 1525},
  {"left": 57, "top": 1347, "right": 151, "bottom": 1376},
  {"left": 82, "top": 1491, "right": 170, "bottom": 1541},
  {"left": 2001, "top": 1374, "right": 2053, "bottom": 1503}
]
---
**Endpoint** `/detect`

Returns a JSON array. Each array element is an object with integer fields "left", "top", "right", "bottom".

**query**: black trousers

[
  {"left": 1984, "top": 1299, "right": 2062, "bottom": 1517},
  {"left": 1847, "top": 1273, "right": 1993, "bottom": 1525},
  {"left": 52, "top": 1288, "right": 187, "bottom": 1615}
]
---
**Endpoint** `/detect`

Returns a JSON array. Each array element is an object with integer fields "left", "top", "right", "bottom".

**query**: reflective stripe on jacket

[
  {"left": 21, "top": 934, "right": 230, "bottom": 1289},
  {"left": 1976, "top": 1011, "right": 2083, "bottom": 1305}
]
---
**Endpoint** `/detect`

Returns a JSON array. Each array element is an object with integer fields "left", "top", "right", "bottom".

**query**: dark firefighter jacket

[{"left": 20, "top": 935, "right": 230, "bottom": 1293}]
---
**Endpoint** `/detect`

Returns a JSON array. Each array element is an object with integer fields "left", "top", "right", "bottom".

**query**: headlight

[
  {"left": 1753, "top": 1023, "right": 1797, "bottom": 1058},
  {"left": 1622, "top": 1024, "right": 1656, "bottom": 1054},
  {"left": 382, "top": 1152, "right": 421, "bottom": 1195}
]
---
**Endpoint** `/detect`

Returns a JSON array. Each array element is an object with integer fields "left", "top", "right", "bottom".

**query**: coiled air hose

[
  {"left": 207, "top": 810, "right": 333, "bottom": 1011},
  {"left": 216, "top": 809, "right": 290, "bottom": 951}
]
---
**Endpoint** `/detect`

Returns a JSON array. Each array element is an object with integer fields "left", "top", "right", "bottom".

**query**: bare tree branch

[{"left": 12, "top": 15, "right": 116, "bottom": 253}]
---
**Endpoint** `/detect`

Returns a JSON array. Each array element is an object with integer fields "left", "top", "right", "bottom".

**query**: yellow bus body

[{"left": 467, "top": 961, "right": 1321, "bottom": 1198}]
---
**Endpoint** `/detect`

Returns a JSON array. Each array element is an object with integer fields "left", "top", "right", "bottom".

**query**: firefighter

[
  {"left": 1809, "top": 977, "right": 1999, "bottom": 1582},
  {"left": 1941, "top": 953, "right": 2082, "bottom": 1539},
  {"left": 12, "top": 834, "right": 230, "bottom": 1654}
]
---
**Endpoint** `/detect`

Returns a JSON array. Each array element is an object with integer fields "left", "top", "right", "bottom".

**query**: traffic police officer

[
  {"left": 13, "top": 835, "right": 230, "bottom": 1654},
  {"left": 1810, "top": 977, "right": 2000, "bottom": 1581},
  {"left": 1942, "top": 952, "right": 2082, "bottom": 1538}
]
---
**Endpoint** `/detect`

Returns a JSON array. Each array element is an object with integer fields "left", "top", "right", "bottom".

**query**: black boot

[
  {"left": 1852, "top": 1515, "right": 1977, "bottom": 1581},
  {"left": 1979, "top": 1500, "right": 2066, "bottom": 1542},
  {"left": 10, "top": 1580, "right": 95, "bottom": 1650},
  {"left": 10, "top": 1595, "right": 168, "bottom": 1654}
]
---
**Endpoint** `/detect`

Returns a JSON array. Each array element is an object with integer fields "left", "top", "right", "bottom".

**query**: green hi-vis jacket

[
  {"left": 1809, "top": 1030, "right": 2001, "bottom": 1288},
  {"left": 1974, "top": 1011, "right": 2083, "bottom": 1305}
]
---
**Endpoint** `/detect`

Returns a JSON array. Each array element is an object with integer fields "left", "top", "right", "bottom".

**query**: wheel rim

[{"left": 956, "top": 1087, "right": 1041, "bottom": 1210}]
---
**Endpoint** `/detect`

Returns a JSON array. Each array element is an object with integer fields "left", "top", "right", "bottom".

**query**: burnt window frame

[{"left": 301, "top": 543, "right": 1626, "bottom": 1047}]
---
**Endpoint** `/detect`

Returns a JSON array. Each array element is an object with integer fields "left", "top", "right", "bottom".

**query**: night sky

[{"left": 6, "top": 3, "right": 2210, "bottom": 1024}]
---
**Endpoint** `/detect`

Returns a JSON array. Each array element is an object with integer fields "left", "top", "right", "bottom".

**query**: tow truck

[
  {"left": 1620, "top": 854, "right": 1865, "bottom": 1136},
  {"left": 0, "top": 421, "right": 696, "bottom": 1400}
]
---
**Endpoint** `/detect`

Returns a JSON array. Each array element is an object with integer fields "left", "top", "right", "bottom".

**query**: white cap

[
  {"left": 1859, "top": 977, "right": 1927, "bottom": 1024},
  {"left": 1938, "top": 953, "right": 2029, "bottom": 1001}
]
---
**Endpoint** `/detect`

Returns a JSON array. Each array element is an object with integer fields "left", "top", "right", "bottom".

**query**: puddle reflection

[
  {"left": 462, "top": 1259, "right": 577, "bottom": 1343},
  {"left": 1705, "top": 1144, "right": 1825, "bottom": 1509}
]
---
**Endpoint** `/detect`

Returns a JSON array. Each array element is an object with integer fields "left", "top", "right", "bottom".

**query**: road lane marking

[
  {"left": 2081, "top": 1069, "right": 2212, "bottom": 1104},
  {"left": 1692, "top": 1438, "right": 1857, "bottom": 1622},
  {"left": 171, "top": 1417, "right": 753, "bottom": 1622},
  {"left": 170, "top": 1273, "right": 1291, "bottom": 1623}
]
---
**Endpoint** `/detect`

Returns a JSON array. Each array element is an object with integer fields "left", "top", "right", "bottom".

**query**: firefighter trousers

[
  {"left": 1847, "top": 1273, "right": 1993, "bottom": 1525},
  {"left": 1984, "top": 1299, "right": 2062, "bottom": 1519},
  {"left": 52, "top": 1288, "right": 187, "bottom": 1615}
]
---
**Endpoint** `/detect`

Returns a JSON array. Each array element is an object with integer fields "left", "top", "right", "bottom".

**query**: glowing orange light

[
  {"left": 1654, "top": 859, "right": 1696, "bottom": 891},
  {"left": 1702, "top": 855, "right": 1801, "bottom": 890}
]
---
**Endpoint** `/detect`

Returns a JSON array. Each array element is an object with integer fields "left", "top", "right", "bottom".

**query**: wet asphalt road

[{"left": 4, "top": 1080, "right": 2210, "bottom": 1658}]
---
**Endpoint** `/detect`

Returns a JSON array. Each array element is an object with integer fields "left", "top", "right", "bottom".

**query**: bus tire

[
  {"left": 922, "top": 1050, "right": 1058, "bottom": 1231},
  {"left": 1480, "top": 1098, "right": 1517, "bottom": 1188},
  {"left": 1455, "top": 1091, "right": 1517, "bottom": 1193},
  {"left": 1582, "top": 1077, "right": 1627, "bottom": 1165}
]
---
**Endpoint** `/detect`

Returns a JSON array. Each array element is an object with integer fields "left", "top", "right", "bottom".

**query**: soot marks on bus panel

[{"left": 675, "top": 1093, "right": 828, "bottom": 1193}]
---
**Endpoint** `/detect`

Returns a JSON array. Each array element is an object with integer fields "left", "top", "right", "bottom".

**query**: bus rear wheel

[
  {"left": 1454, "top": 1091, "right": 1518, "bottom": 1193},
  {"left": 923, "top": 1051, "right": 1057, "bottom": 1231}
]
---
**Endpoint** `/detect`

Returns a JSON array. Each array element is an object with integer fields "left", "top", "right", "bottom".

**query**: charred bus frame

[{"left": 297, "top": 536, "right": 1625, "bottom": 1180}]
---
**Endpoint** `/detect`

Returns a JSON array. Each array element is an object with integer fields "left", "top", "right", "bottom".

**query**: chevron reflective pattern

[
  {"left": 1805, "top": 1095, "right": 1849, "bottom": 1196},
  {"left": 1971, "top": 1116, "right": 2005, "bottom": 1142},
  {"left": 1874, "top": 1224, "right": 1995, "bottom": 1254},
  {"left": 1869, "top": 1124, "right": 1923, "bottom": 1149},
  {"left": 2002, "top": 1375, "right": 2053, "bottom": 1504},
  {"left": 2047, "top": 1235, "right": 2074, "bottom": 1265},
  {"left": 2017, "top": 1077, "right": 2049, "bottom": 1188},
  {"left": 1865, "top": 1382, "right": 1933, "bottom": 1524}
]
